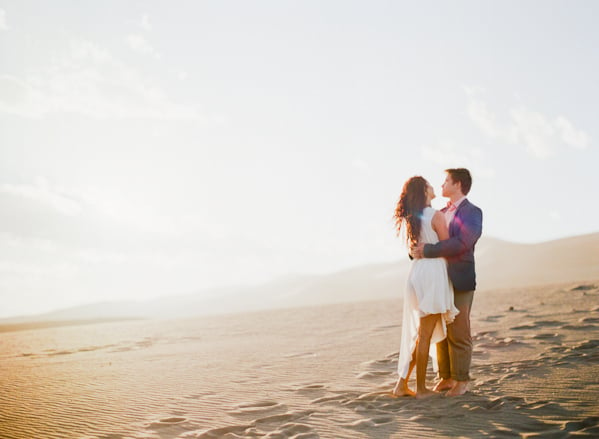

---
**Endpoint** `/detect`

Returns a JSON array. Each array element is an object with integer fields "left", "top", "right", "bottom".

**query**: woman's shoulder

[{"left": 422, "top": 206, "right": 437, "bottom": 219}]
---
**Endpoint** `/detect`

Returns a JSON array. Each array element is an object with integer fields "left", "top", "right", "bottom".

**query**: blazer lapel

[{"left": 449, "top": 199, "right": 469, "bottom": 236}]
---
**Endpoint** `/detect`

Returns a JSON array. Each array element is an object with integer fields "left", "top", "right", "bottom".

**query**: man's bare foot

[
  {"left": 446, "top": 381, "right": 469, "bottom": 397},
  {"left": 433, "top": 378, "right": 455, "bottom": 392},
  {"left": 415, "top": 388, "right": 439, "bottom": 399},
  {"left": 392, "top": 380, "right": 416, "bottom": 397}
]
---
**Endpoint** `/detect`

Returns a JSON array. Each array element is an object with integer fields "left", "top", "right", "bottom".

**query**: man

[{"left": 412, "top": 168, "right": 483, "bottom": 396}]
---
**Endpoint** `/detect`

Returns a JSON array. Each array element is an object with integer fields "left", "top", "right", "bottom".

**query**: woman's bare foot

[
  {"left": 415, "top": 388, "right": 439, "bottom": 399},
  {"left": 433, "top": 378, "right": 455, "bottom": 392},
  {"left": 392, "top": 379, "right": 416, "bottom": 397},
  {"left": 393, "top": 387, "right": 416, "bottom": 397},
  {"left": 446, "top": 380, "right": 469, "bottom": 397}
]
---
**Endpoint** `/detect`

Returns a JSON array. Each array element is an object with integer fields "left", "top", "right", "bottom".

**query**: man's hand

[{"left": 410, "top": 242, "right": 425, "bottom": 259}]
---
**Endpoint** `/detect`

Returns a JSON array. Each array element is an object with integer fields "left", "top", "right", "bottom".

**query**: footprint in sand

[
  {"left": 147, "top": 416, "right": 189, "bottom": 431},
  {"left": 511, "top": 323, "right": 537, "bottom": 330},
  {"left": 570, "top": 284, "right": 597, "bottom": 291},
  {"left": 49, "top": 350, "right": 75, "bottom": 356},
  {"left": 299, "top": 384, "right": 327, "bottom": 390},
  {"left": 356, "top": 370, "right": 393, "bottom": 379},
  {"left": 561, "top": 323, "right": 598, "bottom": 331},
  {"left": 230, "top": 400, "right": 286, "bottom": 415},
  {"left": 263, "top": 421, "right": 318, "bottom": 438},
  {"left": 371, "top": 324, "right": 401, "bottom": 332},
  {"left": 528, "top": 333, "right": 564, "bottom": 345},
  {"left": 529, "top": 332, "right": 560, "bottom": 340},
  {"left": 185, "top": 391, "right": 217, "bottom": 400},
  {"left": 474, "top": 330, "right": 498, "bottom": 338},
  {"left": 520, "top": 400, "right": 571, "bottom": 416},
  {"left": 287, "top": 383, "right": 328, "bottom": 397},
  {"left": 472, "top": 348, "right": 489, "bottom": 358},
  {"left": 561, "top": 416, "right": 599, "bottom": 435},
  {"left": 253, "top": 409, "right": 315, "bottom": 428},
  {"left": 283, "top": 352, "right": 316, "bottom": 359},
  {"left": 187, "top": 424, "right": 254, "bottom": 439},
  {"left": 158, "top": 417, "right": 186, "bottom": 424},
  {"left": 536, "top": 320, "right": 562, "bottom": 327},
  {"left": 512, "top": 320, "right": 562, "bottom": 330},
  {"left": 356, "top": 356, "right": 397, "bottom": 380},
  {"left": 483, "top": 315, "right": 504, "bottom": 322},
  {"left": 361, "top": 357, "right": 397, "bottom": 370},
  {"left": 310, "top": 394, "right": 352, "bottom": 405},
  {"left": 481, "top": 397, "right": 504, "bottom": 410},
  {"left": 344, "top": 415, "right": 395, "bottom": 429},
  {"left": 477, "top": 337, "right": 519, "bottom": 349},
  {"left": 570, "top": 340, "right": 599, "bottom": 351},
  {"left": 362, "top": 359, "right": 388, "bottom": 368}
]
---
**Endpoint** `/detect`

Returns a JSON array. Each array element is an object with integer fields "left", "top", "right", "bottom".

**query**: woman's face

[{"left": 425, "top": 182, "right": 435, "bottom": 203}]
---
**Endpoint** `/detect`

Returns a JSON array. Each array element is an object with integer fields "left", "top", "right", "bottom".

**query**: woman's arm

[
  {"left": 424, "top": 205, "right": 483, "bottom": 258},
  {"left": 431, "top": 211, "right": 450, "bottom": 241}
]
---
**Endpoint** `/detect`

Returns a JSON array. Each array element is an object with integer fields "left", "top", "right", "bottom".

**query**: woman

[{"left": 392, "top": 176, "right": 459, "bottom": 399}]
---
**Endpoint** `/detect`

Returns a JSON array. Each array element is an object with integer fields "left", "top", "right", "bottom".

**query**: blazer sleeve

[{"left": 423, "top": 205, "right": 483, "bottom": 258}]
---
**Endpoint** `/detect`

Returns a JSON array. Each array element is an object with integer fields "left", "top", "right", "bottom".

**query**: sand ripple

[{"left": 1, "top": 281, "right": 598, "bottom": 438}]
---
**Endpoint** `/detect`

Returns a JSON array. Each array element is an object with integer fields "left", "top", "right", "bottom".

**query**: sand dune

[
  {"left": 475, "top": 233, "right": 599, "bottom": 289},
  {"left": 1, "top": 233, "right": 598, "bottom": 437},
  {"left": 1, "top": 280, "right": 598, "bottom": 438},
  {"left": 3, "top": 232, "right": 597, "bottom": 326}
]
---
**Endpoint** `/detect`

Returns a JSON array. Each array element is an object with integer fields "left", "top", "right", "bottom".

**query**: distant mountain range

[{"left": 2, "top": 233, "right": 598, "bottom": 326}]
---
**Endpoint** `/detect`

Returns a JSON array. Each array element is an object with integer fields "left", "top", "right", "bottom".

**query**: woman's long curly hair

[{"left": 394, "top": 176, "right": 428, "bottom": 245}]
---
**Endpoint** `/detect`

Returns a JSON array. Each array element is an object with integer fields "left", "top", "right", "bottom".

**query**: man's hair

[{"left": 445, "top": 168, "right": 472, "bottom": 195}]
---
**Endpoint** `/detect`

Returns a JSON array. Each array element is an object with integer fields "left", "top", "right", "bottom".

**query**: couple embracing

[{"left": 392, "top": 168, "right": 483, "bottom": 399}]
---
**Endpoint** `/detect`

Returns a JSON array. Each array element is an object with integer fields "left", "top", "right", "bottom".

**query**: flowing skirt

[{"left": 397, "top": 258, "right": 459, "bottom": 378}]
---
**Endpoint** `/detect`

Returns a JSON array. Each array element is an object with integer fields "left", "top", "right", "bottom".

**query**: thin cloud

[
  {"left": 421, "top": 140, "right": 496, "bottom": 179},
  {"left": 467, "top": 97, "right": 500, "bottom": 139},
  {"left": 351, "top": 158, "right": 372, "bottom": 175},
  {"left": 0, "top": 178, "right": 83, "bottom": 216},
  {"left": 421, "top": 140, "right": 465, "bottom": 166},
  {"left": 0, "top": 39, "right": 200, "bottom": 120},
  {"left": 0, "top": 178, "right": 232, "bottom": 249},
  {"left": 466, "top": 88, "right": 591, "bottom": 159},
  {"left": 0, "top": 260, "right": 76, "bottom": 278},
  {"left": 140, "top": 13, "right": 152, "bottom": 31},
  {"left": 509, "top": 108, "right": 558, "bottom": 159},
  {"left": 555, "top": 116, "right": 590, "bottom": 150},
  {"left": 126, "top": 34, "right": 161, "bottom": 59},
  {"left": 549, "top": 210, "right": 561, "bottom": 221},
  {"left": 0, "top": 75, "right": 44, "bottom": 118},
  {"left": 0, "top": 9, "right": 8, "bottom": 31}
]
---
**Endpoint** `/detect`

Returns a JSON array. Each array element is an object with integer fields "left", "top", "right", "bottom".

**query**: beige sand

[{"left": 1, "top": 279, "right": 598, "bottom": 438}]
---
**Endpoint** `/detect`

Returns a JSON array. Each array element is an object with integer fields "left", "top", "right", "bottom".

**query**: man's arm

[{"left": 423, "top": 206, "right": 482, "bottom": 258}]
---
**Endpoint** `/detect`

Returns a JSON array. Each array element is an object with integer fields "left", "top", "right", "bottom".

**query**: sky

[{"left": 1, "top": 1, "right": 598, "bottom": 318}]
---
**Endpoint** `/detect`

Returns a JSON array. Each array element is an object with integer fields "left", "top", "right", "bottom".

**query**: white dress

[{"left": 397, "top": 207, "right": 459, "bottom": 379}]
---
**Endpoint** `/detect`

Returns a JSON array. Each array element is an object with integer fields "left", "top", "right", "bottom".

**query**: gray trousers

[{"left": 436, "top": 289, "right": 474, "bottom": 382}]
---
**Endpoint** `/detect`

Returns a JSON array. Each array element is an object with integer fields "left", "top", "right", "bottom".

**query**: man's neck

[{"left": 450, "top": 194, "right": 466, "bottom": 204}]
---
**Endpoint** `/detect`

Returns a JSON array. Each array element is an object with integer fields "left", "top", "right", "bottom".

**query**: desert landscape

[
  {"left": 1, "top": 234, "right": 598, "bottom": 438},
  {"left": 3, "top": 2, "right": 599, "bottom": 438}
]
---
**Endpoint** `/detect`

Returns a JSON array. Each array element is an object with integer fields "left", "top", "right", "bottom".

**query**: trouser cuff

[{"left": 451, "top": 374, "right": 471, "bottom": 382}]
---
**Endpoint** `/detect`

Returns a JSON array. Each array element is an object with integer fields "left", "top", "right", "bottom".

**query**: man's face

[{"left": 441, "top": 174, "right": 460, "bottom": 198}]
